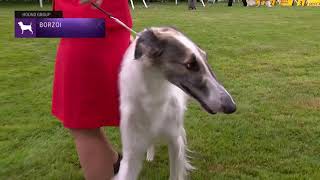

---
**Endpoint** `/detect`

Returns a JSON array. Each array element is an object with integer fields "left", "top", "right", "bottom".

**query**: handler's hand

[
  {"left": 130, "top": 35, "right": 134, "bottom": 43},
  {"left": 79, "top": 0, "right": 103, "bottom": 7}
]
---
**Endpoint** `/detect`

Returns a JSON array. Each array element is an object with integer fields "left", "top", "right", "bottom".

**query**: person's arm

[{"left": 80, "top": 0, "right": 134, "bottom": 43}]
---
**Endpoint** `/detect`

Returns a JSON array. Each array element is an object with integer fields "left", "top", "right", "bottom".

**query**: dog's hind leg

[{"left": 146, "top": 144, "right": 155, "bottom": 161}]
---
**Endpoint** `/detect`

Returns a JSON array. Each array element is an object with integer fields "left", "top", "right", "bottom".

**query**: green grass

[{"left": 1, "top": 2, "right": 320, "bottom": 179}]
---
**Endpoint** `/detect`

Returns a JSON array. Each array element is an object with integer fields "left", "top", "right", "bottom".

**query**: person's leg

[
  {"left": 228, "top": 0, "right": 233, "bottom": 6},
  {"left": 70, "top": 128, "right": 118, "bottom": 180}
]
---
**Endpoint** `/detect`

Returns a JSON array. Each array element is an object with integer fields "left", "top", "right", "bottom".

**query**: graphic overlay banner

[
  {"left": 15, "top": 11, "right": 106, "bottom": 38},
  {"left": 15, "top": 11, "right": 63, "bottom": 18}
]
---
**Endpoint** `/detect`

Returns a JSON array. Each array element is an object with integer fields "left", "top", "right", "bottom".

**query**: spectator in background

[{"left": 228, "top": 0, "right": 248, "bottom": 6}]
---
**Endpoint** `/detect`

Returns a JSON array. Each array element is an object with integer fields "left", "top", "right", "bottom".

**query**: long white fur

[{"left": 115, "top": 34, "right": 195, "bottom": 180}]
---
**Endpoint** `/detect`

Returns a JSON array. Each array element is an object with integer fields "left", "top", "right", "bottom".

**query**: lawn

[{"left": 0, "top": 2, "right": 320, "bottom": 179}]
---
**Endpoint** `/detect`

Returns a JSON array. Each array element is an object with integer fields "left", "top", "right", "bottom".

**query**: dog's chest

[
  {"left": 136, "top": 94, "right": 183, "bottom": 137},
  {"left": 139, "top": 86, "right": 185, "bottom": 122}
]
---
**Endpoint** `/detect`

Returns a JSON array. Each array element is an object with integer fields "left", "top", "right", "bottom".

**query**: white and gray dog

[{"left": 116, "top": 27, "right": 236, "bottom": 180}]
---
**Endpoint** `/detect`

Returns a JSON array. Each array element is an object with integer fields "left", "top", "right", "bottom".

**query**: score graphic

[{"left": 15, "top": 11, "right": 106, "bottom": 38}]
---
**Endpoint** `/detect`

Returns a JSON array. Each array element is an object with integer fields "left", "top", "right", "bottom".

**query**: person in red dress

[{"left": 52, "top": 0, "right": 132, "bottom": 179}]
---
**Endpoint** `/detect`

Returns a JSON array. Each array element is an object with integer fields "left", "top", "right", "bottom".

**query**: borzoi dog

[
  {"left": 116, "top": 27, "right": 236, "bottom": 180},
  {"left": 17, "top": 21, "right": 33, "bottom": 34}
]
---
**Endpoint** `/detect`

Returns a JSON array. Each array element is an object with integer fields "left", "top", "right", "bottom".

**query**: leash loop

[{"left": 90, "top": 2, "right": 138, "bottom": 35}]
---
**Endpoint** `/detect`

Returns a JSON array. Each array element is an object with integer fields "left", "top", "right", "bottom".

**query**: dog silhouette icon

[{"left": 17, "top": 21, "right": 33, "bottom": 34}]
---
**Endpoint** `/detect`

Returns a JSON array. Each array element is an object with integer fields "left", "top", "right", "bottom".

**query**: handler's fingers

[
  {"left": 79, "top": 0, "right": 103, "bottom": 7},
  {"left": 95, "top": 0, "right": 103, "bottom": 6},
  {"left": 130, "top": 35, "right": 134, "bottom": 43},
  {"left": 90, "top": 0, "right": 104, "bottom": 9},
  {"left": 79, "top": 0, "right": 90, "bottom": 4}
]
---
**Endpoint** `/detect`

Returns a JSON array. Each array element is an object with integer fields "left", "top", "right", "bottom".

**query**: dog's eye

[{"left": 185, "top": 61, "right": 199, "bottom": 71}]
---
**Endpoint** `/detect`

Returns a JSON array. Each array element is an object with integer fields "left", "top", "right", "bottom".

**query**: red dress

[{"left": 52, "top": 0, "right": 132, "bottom": 128}]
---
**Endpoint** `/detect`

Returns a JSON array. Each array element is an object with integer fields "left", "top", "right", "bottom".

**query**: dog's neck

[
  {"left": 140, "top": 62, "right": 171, "bottom": 96},
  {"left": 122, "top": 39, "right": 175, "bottom": 101}
]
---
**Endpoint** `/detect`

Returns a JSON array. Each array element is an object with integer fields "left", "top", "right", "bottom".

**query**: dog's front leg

[
  {"left": 116, "top": 152, "right": 144, "bottom": 180},
  {"left": 116, "top": 127, "right": 148, "bottom": 180},
  {"left": 168, "top": 128, "right": 194, "bottom": 180},
  {"left": 168, "top": 135, "right": 186, "bottom": 180}
]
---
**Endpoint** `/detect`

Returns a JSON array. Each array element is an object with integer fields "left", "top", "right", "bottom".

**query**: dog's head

[
  {"left": 134, "top": 27, "right": 236, "bottom": 114},
  {"left": 17, "top": 21, "right": 23, "bottom": 26}
]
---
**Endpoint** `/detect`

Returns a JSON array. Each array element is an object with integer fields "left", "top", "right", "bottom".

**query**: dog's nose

[
  {"left": 221, "top": 96, "right": 236, "bottom": 114},
  {"left": 222, "top": 103, "right": 236, "bottom": 114}
]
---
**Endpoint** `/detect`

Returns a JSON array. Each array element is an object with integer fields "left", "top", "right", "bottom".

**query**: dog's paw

[
  {"left": 146, "top": 154, "right": 154, "bottom": 162},
  {"left": 146, "top": 145, "right": 155, "bottom": 162}
]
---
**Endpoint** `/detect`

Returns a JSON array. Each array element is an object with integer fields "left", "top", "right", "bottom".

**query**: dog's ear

[{"left": 134, "top": 29, "right": 164, "bottom": 60}]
